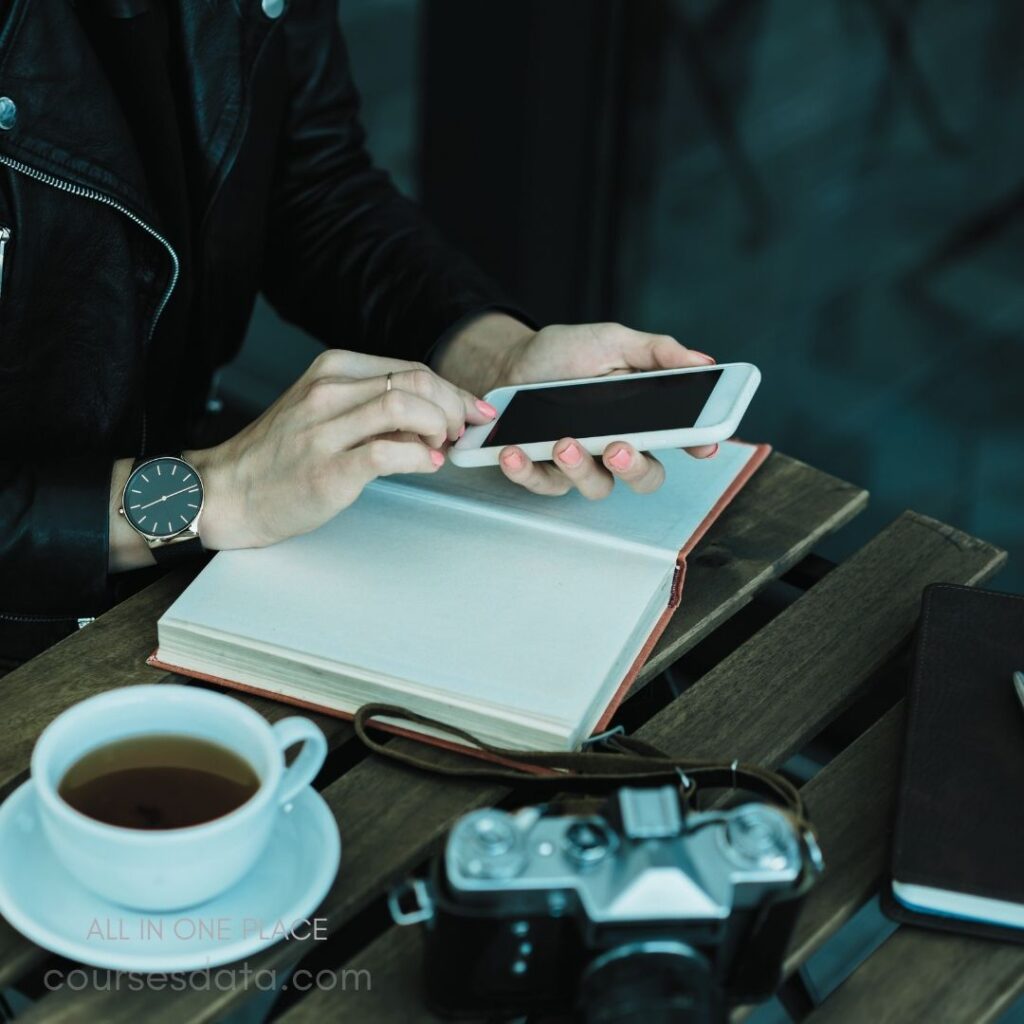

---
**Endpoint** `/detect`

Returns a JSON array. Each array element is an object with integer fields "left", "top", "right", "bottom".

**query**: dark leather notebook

[{"left": 884, "top": 583, "right": 1024, "bottom": 942}]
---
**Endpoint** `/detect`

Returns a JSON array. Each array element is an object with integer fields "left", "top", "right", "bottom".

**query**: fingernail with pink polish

[
  {"left": 430, "top": 450, "right": 445, "bottom": 467},
  {"left": 609, "top": 448, "right": 632, "bottom": 471},
  {"left": 704, "top": 444, "right": 719, "bottom": 459},
  {"left": 502, "top": 449, "right": 524, "bottom": 470},
  {"left": 689, "top": 350, "right": 716, "bottom": 364},
  {"left": 476, "top": 400, "right": 498, "bottom": 418},
  {"left": 558, "top": 442, "right": 582, "bottom": 467}
]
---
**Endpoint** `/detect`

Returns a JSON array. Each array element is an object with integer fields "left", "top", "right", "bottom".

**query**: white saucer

[{"left": 0, "top": 780, "right": 341, "bottom": 972}]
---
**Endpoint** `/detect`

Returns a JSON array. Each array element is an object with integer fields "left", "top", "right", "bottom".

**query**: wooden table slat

[
  {"left": 635, "top": 452, "right": 867, "bottom": 688},
  {"left": 782, "top": 703, "right": 904, "bottom": 974},
  {"left": 15, "top": 509, "right": 1003, "bottom": 1024},
  {"left": 806, "top": 927, "right": 1024, "bottom": 1024},
  {"left": 638, "top": 510, "right": 1004, "bottom": 765},
  {"left": 282, "top": 926, "right": 422, "bottom": 1024}
]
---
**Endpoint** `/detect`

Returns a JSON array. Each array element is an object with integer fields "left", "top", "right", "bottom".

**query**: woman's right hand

[{"left": 185, "top": 349, "right": 497, "bottom": 551}]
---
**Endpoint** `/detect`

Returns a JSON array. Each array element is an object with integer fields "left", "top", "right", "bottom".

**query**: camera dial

[
  {"left": 449, "top": 810, "right": 528, "bottom": 880},
  {"left": 564, "top": 819, "right": 615, "bottom": 867},
  {"left": 722, "top": 806, "right": 799, "bottom": 874}
]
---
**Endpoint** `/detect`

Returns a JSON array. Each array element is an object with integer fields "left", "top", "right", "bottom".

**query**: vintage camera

[{"left": 390, "top": 785, "right": 822, "bottom": 1022}]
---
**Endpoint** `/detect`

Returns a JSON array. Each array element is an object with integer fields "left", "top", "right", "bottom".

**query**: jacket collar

[
  {"left": 0, "top": 0, "right": 274, "bottom": 226},
  {"left": 171, "top": 0, "right": 277, "bottom": 203}
]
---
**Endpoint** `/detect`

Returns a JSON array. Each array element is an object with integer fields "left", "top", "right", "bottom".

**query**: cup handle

[{"left": 272, "top": 717, "right": 328, "bottom": 806}]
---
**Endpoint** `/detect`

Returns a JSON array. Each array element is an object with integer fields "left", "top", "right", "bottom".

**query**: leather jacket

[{"left": 0, "top": 0, "right": 511, "bottom": 664}]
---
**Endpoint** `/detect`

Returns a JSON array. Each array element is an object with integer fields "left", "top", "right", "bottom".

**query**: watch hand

[{"left": 139, "top": 485, "right": 196, "bottom": 510}]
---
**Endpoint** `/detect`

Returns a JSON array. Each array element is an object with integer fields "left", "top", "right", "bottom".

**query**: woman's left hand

[{"left": 486, "top": 321, "right": 721, "bottom": 499}]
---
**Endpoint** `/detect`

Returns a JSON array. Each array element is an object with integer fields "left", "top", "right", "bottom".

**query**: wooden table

[{"left": 1, "top": 452, "right": 1019, "bottom": 1024}]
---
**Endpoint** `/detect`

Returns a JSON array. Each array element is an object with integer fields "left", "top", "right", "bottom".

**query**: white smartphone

[{"left": 449, "top": 362, "right": 761, "bottom": 468}]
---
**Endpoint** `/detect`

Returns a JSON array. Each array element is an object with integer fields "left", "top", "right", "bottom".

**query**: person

[{"left": 0, "top": 0, "right": 717, "bottom": 666}]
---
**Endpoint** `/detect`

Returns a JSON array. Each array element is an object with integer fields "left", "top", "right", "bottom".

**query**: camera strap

[{"left": 352, "top": 703, "right": 809, "bottom": 823}]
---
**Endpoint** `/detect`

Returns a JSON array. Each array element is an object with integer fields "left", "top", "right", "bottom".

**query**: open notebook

[{"left": 150, "top": 440, "right": 768, "bottom": 752}]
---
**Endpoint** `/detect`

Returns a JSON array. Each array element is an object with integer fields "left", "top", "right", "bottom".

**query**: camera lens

[{"left": 579, "top": 941, "right": 717, "bottom": 1024}]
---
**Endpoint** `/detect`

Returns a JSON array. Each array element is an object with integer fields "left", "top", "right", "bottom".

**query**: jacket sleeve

[
  {"left": 261, "top": 1, "right": 528, "bottom": 362},
  {"left": 0, "top": 458, "right": 113, "bottom": 660}
]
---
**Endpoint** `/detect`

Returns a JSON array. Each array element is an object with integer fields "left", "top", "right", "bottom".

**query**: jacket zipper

[
  {"left": 0, "top": 611, "right": 93, "bottom": 630},
  {"left": 0, "top": 226, "right": 9, "bottom": 300},
  {"left": 0, "top": 154, "right": 179, "bottom": 456},
  {"left": 0, "top": 611, "right": 76, "bottom": 623}
]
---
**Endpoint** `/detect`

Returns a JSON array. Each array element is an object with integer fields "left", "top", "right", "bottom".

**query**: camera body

[{"left": 391, "top": 786, "right": 821, "bottom": 1022}]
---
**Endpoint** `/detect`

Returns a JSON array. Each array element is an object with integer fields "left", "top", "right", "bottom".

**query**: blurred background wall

[{"left": 230, "top": 0, "right": 1023, "bottom": 589}]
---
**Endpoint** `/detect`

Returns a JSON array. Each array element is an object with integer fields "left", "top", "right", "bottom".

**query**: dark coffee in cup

[
  {"left": 35, "top": 685, "right": 329, "bottom": 909},
  {"left": 58, "top": 734, "right": 260, "bottom": 830}
]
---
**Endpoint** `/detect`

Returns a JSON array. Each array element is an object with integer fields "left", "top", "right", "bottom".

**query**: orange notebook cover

[{"left": 148, "top": 442, "right": 769, "bottom": 758}]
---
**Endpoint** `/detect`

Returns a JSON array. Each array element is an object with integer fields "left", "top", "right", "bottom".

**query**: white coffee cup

[{"left": 30, "top": 684, "right": 327, "bottom": 911}]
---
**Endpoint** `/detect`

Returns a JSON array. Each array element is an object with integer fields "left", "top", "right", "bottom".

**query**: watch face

[{"left": 123, "top": 458, "right": 203, "bottom": 538}]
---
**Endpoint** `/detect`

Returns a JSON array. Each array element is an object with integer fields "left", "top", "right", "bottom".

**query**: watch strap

[{"left": 150, "top": 532, "right": 205, "bottom": 567}]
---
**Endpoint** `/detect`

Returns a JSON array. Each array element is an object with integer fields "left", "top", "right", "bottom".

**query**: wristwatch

[{"left": 118, "top": 455, "right": 206, "bottom": 565}]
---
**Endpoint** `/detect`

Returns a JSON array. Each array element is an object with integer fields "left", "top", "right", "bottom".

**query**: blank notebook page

[
  {"left": 160, "top": 442, "right": 756, "bottom": 734},
  {"left": 386, "top": 441, "right": 757, "bottom": 556}
]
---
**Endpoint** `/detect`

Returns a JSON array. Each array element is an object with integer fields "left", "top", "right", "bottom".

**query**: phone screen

[{"left": 483, "top": 369, "right": 723, "bottom": 447}]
